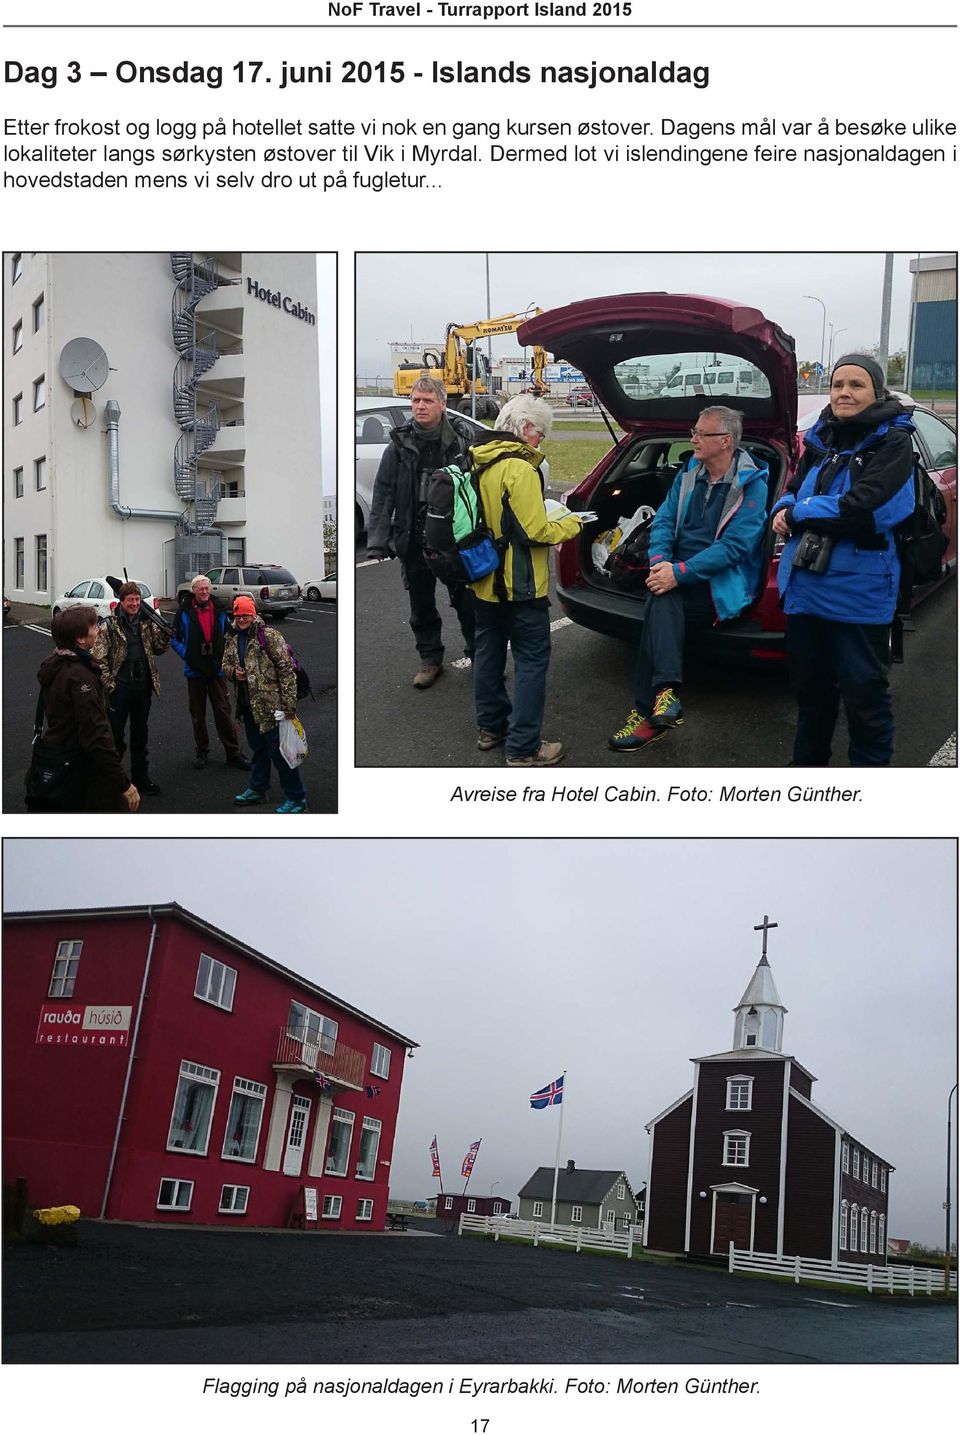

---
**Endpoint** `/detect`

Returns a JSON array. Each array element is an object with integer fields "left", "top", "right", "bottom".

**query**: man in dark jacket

[
  {"left": 367, "top": 377, "right": 476, "bottom": 687},
  {"left": 170, "top": 574, "right": 249, "bottom": 770},
  {"left": 92, "top": 582, "right": 169, "bottom": 796}
]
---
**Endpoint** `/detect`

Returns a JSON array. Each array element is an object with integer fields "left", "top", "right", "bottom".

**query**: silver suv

[{"left": 178, "top": 565, "right": 302, "bottom": 618}]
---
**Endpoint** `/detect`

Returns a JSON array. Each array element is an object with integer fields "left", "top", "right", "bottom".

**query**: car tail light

[
  {"left": 259, "top": 586, "right": 268, "bottom": 599},
  {"left": 109, "top": 600, "right": 118, "bottom": 611}
]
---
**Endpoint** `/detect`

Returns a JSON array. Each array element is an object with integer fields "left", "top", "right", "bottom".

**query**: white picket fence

[
  {"left": 459, "top": 1212, "right": 642, "bottom": 1258},
  {"left": 728, "top": 1244, "right": 957, "bottom": 1295}
]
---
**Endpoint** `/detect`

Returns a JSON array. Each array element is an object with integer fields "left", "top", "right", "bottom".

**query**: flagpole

[{"left": 549, "top": 1070, "right": 567, "bottom": 1228}]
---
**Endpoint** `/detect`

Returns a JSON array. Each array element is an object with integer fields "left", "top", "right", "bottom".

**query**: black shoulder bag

[{"left": 24, "top": 689, "right": 91, "bottom": 811}]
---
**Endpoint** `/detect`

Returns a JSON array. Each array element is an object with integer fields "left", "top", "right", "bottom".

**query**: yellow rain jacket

[{"left": 469, "top": 435, "right": 581, "bottom": 603}]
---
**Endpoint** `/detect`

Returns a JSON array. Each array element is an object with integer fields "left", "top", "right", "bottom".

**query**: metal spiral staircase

[{"left": 170, "top": 253, "right": 223, "bottom": 530}]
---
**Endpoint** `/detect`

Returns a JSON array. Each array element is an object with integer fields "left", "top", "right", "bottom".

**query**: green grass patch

[
  {"left": 541, "top": 437, "right": 612, "bottom": 493},
  {"left": 551, "top": 419, "right": 625, "bottom": 434}
]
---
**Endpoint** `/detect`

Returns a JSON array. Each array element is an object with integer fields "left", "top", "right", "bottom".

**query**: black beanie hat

[{"left": 831, "top": 352, "right": 887, "bottom": 400}]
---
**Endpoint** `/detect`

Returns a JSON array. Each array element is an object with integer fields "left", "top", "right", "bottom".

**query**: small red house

[
  {"left": 439, "top": 1193, "right": 511, "bottom": 1222},
  {"left": 644, "top": 931, "right": 893, "bottom": 1265},
  {"left": 3, "top": 904, "right": 416, "bottom": 1231}
]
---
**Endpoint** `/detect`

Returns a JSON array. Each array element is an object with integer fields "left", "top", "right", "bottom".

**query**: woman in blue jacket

[{"left": 772, "top": 354, "right": 915, "bottom": 766}]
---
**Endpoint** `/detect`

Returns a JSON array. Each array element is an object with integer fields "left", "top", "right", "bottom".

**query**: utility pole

[{"left": 878, "top": 253, "right": 894, "bottom": 384}]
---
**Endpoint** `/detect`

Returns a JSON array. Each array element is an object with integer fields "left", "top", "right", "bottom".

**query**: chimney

[{"left": 565, "top": 1159, "right": 575, "bottom": 1173}]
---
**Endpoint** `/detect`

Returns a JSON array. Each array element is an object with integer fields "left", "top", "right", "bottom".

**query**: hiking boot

[
  {"left": 226, "top": 754, "right": 251, "bottom": 770},
  {"left": 193, "top": 752, "right": 208, "bottom": 770},
  {"left": 139, "top": 782, "right": 161, "bottom": 797},
  {"left": 650, "top": 686, "right": 684, "bottom": 728},
  {"left": 609, "top": 711, "right": 669, "bottom": 752},
  {"left": 276, "top": 798, "right": 308, "bottom": 813},
  {"left": 506, "top": 740, "right": 565, "bottom": 768},
  {"left": 477, "top": 729, "right": 507, "bottom": 751},
  {"left": 413, "top": 663, "right": 443, "bottom": 689},
  {"left": 234, "top": 787, "right": 267, "bottom": 806}
]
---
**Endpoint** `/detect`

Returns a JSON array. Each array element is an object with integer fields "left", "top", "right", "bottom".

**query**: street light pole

[
  {"left": 827, "top": 325, "right": 848, "bottom": 375},
  {"left": 804, "top": 295, "right": 827, "bottom": 394},
  {"left": 945, "top": 1083, "right": 957, "bottom": 1296}
]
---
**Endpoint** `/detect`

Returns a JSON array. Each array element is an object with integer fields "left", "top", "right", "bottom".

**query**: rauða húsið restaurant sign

[{"left": 36, "top": 1004, "right": 133, "bottom": 1048}]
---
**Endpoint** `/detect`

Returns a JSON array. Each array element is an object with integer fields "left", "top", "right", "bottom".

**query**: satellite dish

[
  {"left": 71, "top": 397, "right": 97, "bottom": 429},
  {"left": 59, "top": 338, "right": 110, "bottom": 395}
]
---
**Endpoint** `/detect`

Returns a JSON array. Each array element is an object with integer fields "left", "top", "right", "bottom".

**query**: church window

[
  {"left": 869, "top": 1211, "right": 877, "bottom": 1253},
  {"left": 723, "top": 1130, "right": 750, "bottom": 1167},
  {"left": 860, "top": 1208, "right": 868, "bottom": 1252},
  {"left": 852, "top": 1148, "right": 860, "bottom": 1179},
  {"left": 841, "top": 1141, "right": 849, "bottom": 1173},
  {"left": 839, "top": 1201, "right": 848, "bottom": 1250},
  {"left": 880, "top": 1168, "right": 887, "bottom": 1194},
  {"left": 879, "top": 1214, "right": 886, "bottom": 1252},
  {"left": 871, "top": 1159, "right": 878, "bottom": 1188},
  {"left": 850, "top": 1206, "right": 858, "bottom": 1250},
  {"left": 726, "top": 1076, "right": 753, "bottom": 1111}
]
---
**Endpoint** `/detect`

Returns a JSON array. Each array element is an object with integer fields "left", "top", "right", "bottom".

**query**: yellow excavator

[{"left": 393, "top": 309, "right": 550, "bottom": 418}]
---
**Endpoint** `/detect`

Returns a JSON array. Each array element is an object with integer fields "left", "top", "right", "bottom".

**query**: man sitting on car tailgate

[{"left": 609, "top": 405, "right": 768, "bottom": 752}]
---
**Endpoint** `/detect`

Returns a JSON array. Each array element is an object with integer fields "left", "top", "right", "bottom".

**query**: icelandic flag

[{"left": 530, "top": 1075, "right": 563, "bottom": 1109}]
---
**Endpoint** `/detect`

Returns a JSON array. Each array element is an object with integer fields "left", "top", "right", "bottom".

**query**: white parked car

[
  {"left": 303, "top": 573, "right": 337, "bottom": 602},
  {"left": 356, "top": 396, "right": 550, "bottom": 539},
  {"left": 51, "top": 578, "right": 161, "bottom": 622}
]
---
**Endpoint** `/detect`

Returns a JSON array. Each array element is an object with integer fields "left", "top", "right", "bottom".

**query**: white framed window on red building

[
  {"left": 325, "top": 1107, "right": 355, "bottom": 1177},
  {"left": 222, "top": 1078, "right": 267, "bottom": 1162},
  {"left": 723, "top": 1130, "right": 750, "bottom": 1167},
  {"left": 48, "top": 940, "right": 82, "bottom": 997},
  {"left": 357, "top": 1199, "right": 374, "bottom": 1221},
  {"left": 467, "top": 1198, "right": 476, "bottom": 1213},
  {"left": 371, "top": 1042, "right": 391, "bottom": 1080},
  {"left": 219, "top": 1185, "right": 249, "bottom": 1215},
  {"left": 167, "top": 1060, "right": 220, "bottom": 1155},
  {"left": 195, "top": 954, "right": 236, "bottom": 1012},
  {"left": 839, "top": 1200, "right": 848, "bottom": 1250},
  {"left": 288, "top": 1000, "right": 338, "bottom": 1056},
  {"left": 157, "top": 1178, "right": 193, "bottom": 1211},
  {"left": 322, "top": 1194, "right": 342, "bottom": 1219},
  {"left": 444, "top": 1195, "right": 453, "bottom": 1210},
  {"left": 356, "top": 1116, "right": 381, "bottom": 1180}
]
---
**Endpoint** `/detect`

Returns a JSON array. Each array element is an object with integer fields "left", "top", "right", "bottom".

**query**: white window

[
  {"left": 371, "top": 1042, "right": 391, "bottom": 1080},
  {"left": 467, "top": 1198, "right": 476, "bottom": 1213},
  {"left": 13, "top": 393, "right": 23, "bottom": 425},
  {"left": 533, "top": 1201, "right": 543, "bottom": 1218},
  {"left": 745, "top": 1034, "right": 757, "bottom": 1046},
  {"left": 723, "top": 1130, "right": 750, "bottom": 1167},
  {"left": 444, "top": 1195, "right": 453, "bottom": 1211},
  {"left": 357, "top": 1198, "right": 374, "bottom": 1221},
  {"left": 325, "top": 1107, "right": 355, "bottom": 1176},
  {"left": 14, "top": 466, "right": 23, "bottom": 498},
  {"left": 879, "top": 1214, "right": 886, "bottom": 1252},
  {"left": 841, "top": 1141, "right": 850, "bottom": 1174},
  {"left": 219, "top": 1184, "right": 249, "bottom": 1214},
  {"left": 492, "top": 1201, "right": 503, "bottom": 1215},
  {"left": 839, "top": 1200, "right": 848, "bottom": 1251},
  {"left": 33, "top": 294, "right": 44, "bottom": 331},
  {"left": 167, "top": 1060, "right": 220, "bottom": 1155},
  {"left": 726, "top": 1076, "right": 753, "bottom": 1111},
  {"left": 288, "top": 999, "right": 338, "bottom": 1055},
  {"left": 34, "top": 457, "right": 46, "bottom": 491},
  {"left": 12, "top": 253, "right": 23, "bottom": 284},
  {"left": 869, "top": 1210, "right": 877, "bottom": 1253},
  {"left": 571, "top": 1204, "right": 583, "bottom": 1223},
  {"left": 355, "top": 1116, "right": 381, "bottom": 1180},
  {"left": 850, "top": 1206, "right": 858, "bottom": 1251},
  {"left": 616, "top": 1182, "right": 626, "bottom": 1201},
  {"left": 33, "top": 375, "right": 45, "bottom": 411},
  {"left": 36, "top": 535, "right": 47, "bottom": 591},
  {"left": 880, "top": 1168, "right": 887, "bottom": 1194},
  {"left": 222, "top": 1077, "right": 267, "bottom": 1162},
  {"left": 49, "top": 939, "right": 82, "bottom": 997},
  {"left": 852, "top": 1148, "right": 860, "bottom": 1179},
  {"left": 871, "top": 1160, "right": 878, "bottom": 1188},
  {"left": 157, "top": 1178, "right": 193, "bottom": 1211},
  {"left": 322, "top": 1194, "right": 342, "bottom": 1219},
  {"left": 13, "top": 321, "right": 22, "bottom": 353},
  {"left": 195, "top": 953, "right": 236, "bottom": 1012},
  {"left": 860, "top": 1208, "right": 868, "bottom": 1252}
]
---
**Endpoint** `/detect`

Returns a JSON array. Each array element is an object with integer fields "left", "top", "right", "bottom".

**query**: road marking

[
  {"left": 447, "top": 617, "right": 571, "bottom": 671},
  {"left": 928, "top": 731, "right": 957, "bottom": 766},
  {"left": 726, "top": 1302, "right": 759, "bottom": 1308},
  {"left": 23, "top": 623, "right": 52, "bottom": 636},
  {"left": 804, "top": 1298, "right": 855, "bottom": 1308},
  {"left": 303, "top": 607, "right": 336, "bottom": 616},
  {"left": 551, "top": 616, "right": 572, "bottom": 633},
  {"left": 356, "top": 558, "right": 381, "bottom": 569},
  {"left": 620, "top": 1293, "right": 645, "bottom": 1301},
  {"left": 285, "top": 618, "right": 314, "bottom": 624}
]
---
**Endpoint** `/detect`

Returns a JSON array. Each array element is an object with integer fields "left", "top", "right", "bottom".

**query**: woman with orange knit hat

[{"left": 223, "top": 596, "right": 308, "bottom": 812}]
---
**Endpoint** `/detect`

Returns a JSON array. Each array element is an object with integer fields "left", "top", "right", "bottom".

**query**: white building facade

[{"left": 5, "top": 252, "right": 324, "bottom": 604}]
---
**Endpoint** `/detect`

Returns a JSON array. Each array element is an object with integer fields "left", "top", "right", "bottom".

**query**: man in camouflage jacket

[{"left": 223, "top": 596, "right": 307, "bottom": 812}]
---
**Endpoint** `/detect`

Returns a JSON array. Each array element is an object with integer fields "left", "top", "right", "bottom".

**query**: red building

[
  {"left": 438, "top": 1193, "right": 511, "bottom": 1222},
  {"left": 3, "top": 904, "right": 416, "bottom": 1231},
  {"left": 644, "top": 927, "right": 893, "bottom": 1264}
]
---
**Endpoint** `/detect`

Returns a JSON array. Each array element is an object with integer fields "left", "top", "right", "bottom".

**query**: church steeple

[{"left": 732, "top": 915, "right": 787, "bottom": 1051}]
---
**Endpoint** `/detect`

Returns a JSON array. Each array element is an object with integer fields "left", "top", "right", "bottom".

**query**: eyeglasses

[
  {"left": 234, "top": 613, "right": 254, "bottom": 621},
  {"left": 690, "top": 429, "right": 728, "bottom": 439}
]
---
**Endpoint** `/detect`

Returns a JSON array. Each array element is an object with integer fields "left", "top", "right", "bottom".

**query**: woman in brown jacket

[{"left": 34, "top": 606, "right": 140, "bottom": 812}]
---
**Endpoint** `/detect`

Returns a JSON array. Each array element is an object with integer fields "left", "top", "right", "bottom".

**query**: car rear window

[
  {"left": 609, "top": 349, "right": 772, "bottom": 413},
  {"left": 254, "top": 567, "right": 297, "bottom": 584}
]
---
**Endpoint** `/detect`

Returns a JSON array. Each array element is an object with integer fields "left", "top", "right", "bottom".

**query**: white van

[{"left": 659, "top": 363, "right": 765, "bottom": 398}]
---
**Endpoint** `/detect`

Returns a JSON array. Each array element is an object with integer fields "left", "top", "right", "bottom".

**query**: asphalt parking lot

[
  {"left": 355, "top": 552, "right": 957, "bottom": 769},
  {"left": 3, "top": 1220, "right": 953, "bottom": 1364},
  {"left": 3, "top": 602, "right": 337, "bottom": 813}
]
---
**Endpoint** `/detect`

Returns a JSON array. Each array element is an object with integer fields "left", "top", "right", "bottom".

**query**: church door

[{"left": 713, "top": 1193, "right": 752, "bottom": 1253}]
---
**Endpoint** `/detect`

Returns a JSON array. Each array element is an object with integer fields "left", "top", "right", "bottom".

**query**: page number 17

[{"left": 471, "top": 1422, "right": 490, "bottom": 1432}]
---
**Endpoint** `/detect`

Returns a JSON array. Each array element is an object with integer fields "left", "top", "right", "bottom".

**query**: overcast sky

[
  {"left": 355, "top": 251, "right": 929, "bottom": 378},
  {"left": 4, "top": 838, "right": 955, "bottom": 1248}
]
